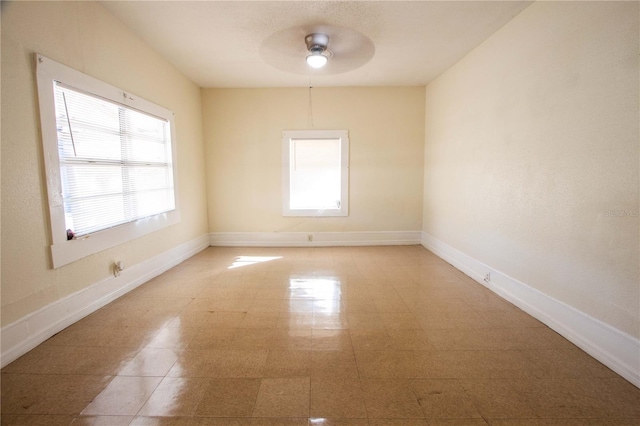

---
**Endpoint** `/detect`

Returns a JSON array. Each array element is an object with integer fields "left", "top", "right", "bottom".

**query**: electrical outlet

[
  {"left": 484, "top": 272, "right": 491, "bottom": 283},
  {"left": 307, "top": 234, "right": 313, "bottom": 242},
  {"left": 114, "top": 261, "right": 125, "bottom": 277}
]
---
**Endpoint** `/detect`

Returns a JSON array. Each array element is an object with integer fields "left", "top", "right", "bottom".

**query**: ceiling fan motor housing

[{"left": 305, "top": 33, "right": 329, "bottom": 54}]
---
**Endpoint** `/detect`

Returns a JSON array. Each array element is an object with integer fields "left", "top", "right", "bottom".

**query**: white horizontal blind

[
  {"left": 289, "top": 138, "right": 342, "bottom": 210},
  {"left": 54, "top": 83, "right": 175, "bottom": 237}
]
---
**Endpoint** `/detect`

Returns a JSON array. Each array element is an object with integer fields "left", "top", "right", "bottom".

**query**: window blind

[
  {"left": 289, "top": 138, "right": 342, "bottom": 210},
  {"left": 54, "top": 83, "right": 175, "bottom": 237}
]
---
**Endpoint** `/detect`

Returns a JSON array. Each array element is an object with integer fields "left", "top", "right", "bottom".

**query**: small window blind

[
  {"left": 289, "top": 138, "right": 342, "bottom": 210},
  {"left": 54, "top": 83, "right": 175, "bottom": 237}
]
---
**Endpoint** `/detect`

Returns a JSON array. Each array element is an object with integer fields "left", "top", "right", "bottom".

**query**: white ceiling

[{"left": 100, "top": 1, "right": 533, "bottom": 88}]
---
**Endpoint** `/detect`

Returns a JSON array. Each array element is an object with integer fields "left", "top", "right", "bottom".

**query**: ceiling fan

[
  {"left": 305, "top": 33, "right": 331, "bottom": 68},
  {"left": 260, "top": 25, "right": 375, "bottom": 76}
]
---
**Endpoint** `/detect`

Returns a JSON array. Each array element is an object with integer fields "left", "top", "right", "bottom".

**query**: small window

[
  {"left": 36, "top": 54, "right": 180, "bottom": 268},
  {"left": 282, "top": 130, "right": 349, "bottom": 217}
]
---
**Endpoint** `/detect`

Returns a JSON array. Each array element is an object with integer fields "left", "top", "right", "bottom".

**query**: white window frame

[
  {"left": 36, "top": 54, "right": 180, "bottom": 268},
  {"left": 282, "top": 129, "right": 349, "bottom": 217}
]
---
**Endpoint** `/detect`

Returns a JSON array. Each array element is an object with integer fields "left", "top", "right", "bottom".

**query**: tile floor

[{"left": 2, "top": 246, "right": 639, "bottom": 425}]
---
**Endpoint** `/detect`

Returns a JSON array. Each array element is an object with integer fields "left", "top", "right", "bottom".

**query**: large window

[
  {"left": 36, "top": 54, "right": 180, "bottom": 268},
  {"left": 282, "top": 130, "right": 349, "bottom": 217}
]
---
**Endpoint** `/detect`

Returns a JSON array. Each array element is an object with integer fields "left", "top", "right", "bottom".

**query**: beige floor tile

[
  {"left": 355, "top": 350, "right": 414, "bottom": 378},
  {"left": 3, "top": 345, "right": 136, "bottom": 376},
  {"left": 372, "top": 297, "right": 412, "bottom": 313},
  {"left": 193, "top": 419, "right": 253, "bottom": 425},
  {"left": 460, "top": 379, "right": 536, "bottom": 419},
  {"left": 368, "top": 288, "right": 401, "bottom": 300},
  {"left": 170, "top": 312, "right": 247, "bottom": 329},
  {"left": 118, "top": 348, "right": 179, "bottom": 376},
  {"left": 42, "top": 324, "right": 161, "bottom": 349},
  {"left": 415, "top": 312, "right": 458, "bottom": 330},
  {"left": 249, "top": 419, "right": 309, "bottom": 425},
  {"left": 311, "top": 351, "right": 360, "bottom": 379},
  {"left": 416, "top": 298, "right": 474, "bottom": 315},
  {"left": 310, "top": 378, "right": 367, "bottom": 419},
  {"left": 312, "top": 298, "right": 343, "bottom": 314},
  {"left": 411, "top": 351, "right": 451, "bottom": 379},
  {"left": 281, "top": 299, "right": 315, "bottom": 313},
  {"left": 247, "top": 299, "right": 284, "bottom": 313},
  {"left": 145, "top": 326, "right": 200, "bottom": 350},
  {"left": 523, "top": 377, "right": 640, "bottom": 419},
  {"left": 511, "top": 378, "right": 610, "bottom": 418},
  {"left": 252, "top": 378, "right": 310, "bottom": 418},
  {"left": 504, "top": 327, "right": 572, "bottom": 351},
  {"left": 481, "top": 309, "right": 545, "bottom": 329},
  {"left": 341, "top": 298, "right": 378, "bottom": 313},
  {"left": 443, "top": 350, "right": 538, "bottom": 379},
  {"left": 346, "top": 313, "right": 385, "bottom": 330},
  {"left": 386, "top": 329, "right": 435, "bottom": 350},
  {"left": 188, "top": 328, "right": 237, "bottom": 350},
  {"left": 312, "top": 313, "right": 349, "bottom": 330},
  {"left": 448, "top": 311, "right": 492, "bottom": 330},
  {"left": 194, "top": 287, "right": 257, "bottom": 300},
  {"left": 276, "top": 313, "right": 314, "bottom": 329},
  {"left": 262, "top": 350, "right": 311, "bottom": 377},
  {"left": 69, "top": 415, "right": 134, "bottom": 425},
  {"left": 137, "top": 377, "right": 210, "bottom": 416},
  {"left": 4, "top": 246, "right": 639, "bottom": 425},
  {"left": 1, "top": 374, "right": 111, "bottom": 415},
  {"left": 307, "top": 419, "right": 369, "bottom": 425},
  {"left": 350, "top": 329, "right": 395, "bottom": 351},
  {"left": 167, "top": 349, "right": 268, "bottom": 378},
  {"left": 109, "top": 296, "right": 194, "bottom": 312},
  {"left": 425, "top": 329, "right": 503, "bottom": 351},
  {"left": 81, "top": 376, "right": 162, "bottom": 415},
  {"left": 410, "top": 379, "right": 481, "bottom": 419},
  {"left": 286, "top": 288, "right": 316, "bottom": 300},
  {"left": 360, "top": 379, "right": 424, "bottom": 419},
  {"left": 596, "top": 377, "right": 640, "bottom": 417},
  {"left": 186, "top": 298, "right": 254, "bottom": 312},
  {"left": 0, "top": 414, "right": 75, "bottom": 425},
  {"left": 140, "top": 283, "right": 208, "bottom": 299},
  {"left": 77, "top": 306, "right": 181, "bottom": 329},
  {"left": 311, "top": 329, "right": 353, "bottom": 350},
  {"left": 380, "top": 312, "right": 423, "bottom": 330},
  {"left": 130, "top": 416, "right": 200, "bottom": 425},
  {"left": 266, "top": 329, "right": 311, "bottom": 350},
  {"left": 254, "top": 289, "right": 288, "bottom": 300},
  {"left": 544, "top": 420, "right": 640, "bottom": 425},
  {"left": 355, "top": 350, "right": 445, "bottom": 379},
  {"left": 231, "top": 329, "right": 277, "bottom": 350},
  {"left": 195, "top": 378, "right": 261, "bottom": 417},
  {"left": 524, "top": 347, "right": 618, "bottom": 379},
  {"left": 367, "top": 419, "right": 428, "bottom": 425},
  {"left": 468, "top": 295, "right": 523, "bottom": 313},
  {"left": 238, "top": 312, "right": 280, "bottom": 328}
]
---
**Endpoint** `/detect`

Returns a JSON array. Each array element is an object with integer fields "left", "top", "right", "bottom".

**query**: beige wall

[
  {"left": 202, "top": 87, "right": 425, "bottom": 233},
  {"left": 1, "top": 1, "right": 208, "bottom": 326},
  {"left": 423, "top": 2, "right": 639, "bottom": 337}
]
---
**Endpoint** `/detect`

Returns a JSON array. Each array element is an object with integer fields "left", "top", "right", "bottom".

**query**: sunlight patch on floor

[{"left": 227, "top": 256, "right": 282, "bottom": 269}]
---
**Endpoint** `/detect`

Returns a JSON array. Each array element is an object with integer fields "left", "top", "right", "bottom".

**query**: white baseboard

[
  {"left": 421, "top": 231, "right": 640, "bottom": 388},
  {"left": 209, "top": 231, "right": 422, "bottom": 247},
  {"left": 1, "top": 234, "right": 210, "bottom": 368}
]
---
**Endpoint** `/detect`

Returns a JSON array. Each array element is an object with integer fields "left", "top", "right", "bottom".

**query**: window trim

[
  {"left": 282, "top": 129, "right": 349, "bottom": 217},
  {"left": 36, "top": 54, "right": 180, "bottom": 268}
]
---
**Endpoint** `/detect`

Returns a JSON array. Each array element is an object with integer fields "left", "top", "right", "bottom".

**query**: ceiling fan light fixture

[
  {"left": 305, "top": 33, "right": 330, "bottom": 68},
  {"left": 306, "top": 52, "right": 328, "bottom": 68}
]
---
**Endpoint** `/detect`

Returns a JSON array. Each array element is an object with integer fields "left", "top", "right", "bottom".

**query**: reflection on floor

[{"left": 2, "top": 245, "right": 639, "bottom": 425}]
